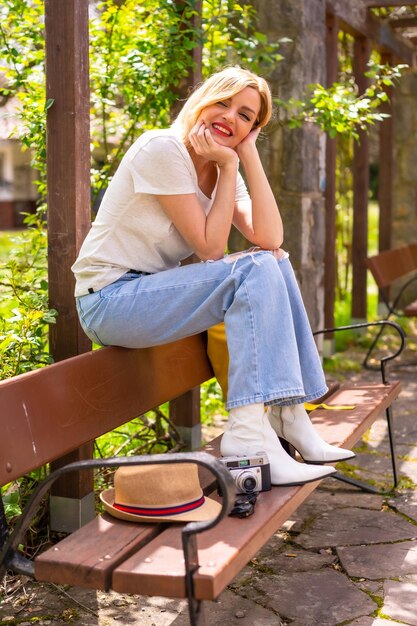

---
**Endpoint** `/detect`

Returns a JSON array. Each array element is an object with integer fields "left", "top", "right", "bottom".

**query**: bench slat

[
  {"left": 111, "top": 482, "right": 319, "bottom": 600},
  {"left": 35, "top": 513, "right": 162, "bottom": 591},
  {"left": 0, "top": 334, "right": 213, "bottom": 485},
  {"left": 35, "top": 381, "right": 400, "bottom": 600},
  {"left": 308, "top": 381, "right": 402, "bottom": 448},
  {"left": 404, "top": 299, "right": 417, "bottom": 317}
]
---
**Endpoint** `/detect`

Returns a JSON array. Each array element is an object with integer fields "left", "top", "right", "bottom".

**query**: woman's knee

[
  {"left": 255, "top": 250, "right": 281, "bottom": 274},
  {"left": 235, "top": 250, "right": 283, "bottom": 292},
  {"left": 271, "top": 248, "right": 289, "bottom": 261}
]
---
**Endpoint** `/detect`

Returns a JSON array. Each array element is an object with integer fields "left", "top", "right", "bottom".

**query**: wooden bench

[
  {"left": 365, "top": 243, "right": 417, "bottom": 367},
  {"left": 0, "top": 321, "right": 405, "bottom": 625}
]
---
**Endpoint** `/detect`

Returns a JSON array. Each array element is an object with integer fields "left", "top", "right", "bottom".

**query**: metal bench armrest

[
  {"left": 383, "top": 274, "right": 417, "bottom": 317},
  {"left": 0, "top": 452, "right": 235, "bottom": 586},
  {"left": 313, "top": 320, "right": 406, "bottom": 384}
]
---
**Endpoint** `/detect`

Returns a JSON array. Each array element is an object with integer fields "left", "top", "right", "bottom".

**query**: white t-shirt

[{"left": 72, "top": 128, "right": 250, "bottom": 297}]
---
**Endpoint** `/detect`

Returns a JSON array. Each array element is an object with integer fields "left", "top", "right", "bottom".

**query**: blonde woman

[{"left": 72, "top": 67, "right": 354, "bottom": 486}]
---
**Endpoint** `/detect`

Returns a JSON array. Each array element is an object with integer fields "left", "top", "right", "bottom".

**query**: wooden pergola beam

[
  {"left": 327, "top": 0, "right": 414, "bottom": 62},
  {"left": 369, "top": 17, "right": 415, "bottom": 60},
  {"left": 389, "top": 17, "right": 417, "bottom": 28},
  {"left": 364, "top": 1, "right": 417, "bottom": 7}
]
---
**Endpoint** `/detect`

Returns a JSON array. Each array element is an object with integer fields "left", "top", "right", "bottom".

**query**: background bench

[
  {"left": 365, "top": 243, "right": 417, "bottom": 367},
  {"left": 0, "top": 321, "right": 405, "bottom": 625}
]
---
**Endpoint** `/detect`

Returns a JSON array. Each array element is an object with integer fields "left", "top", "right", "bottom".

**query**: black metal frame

[
  {"left": 363, "top": 274, "right": 416, "bottom": 370},
  {"left": 313, "top": 320, "right": 406, "bottom": 494},
  {"left": 0, "top": 452, "right": 236, "bottom": 626}
]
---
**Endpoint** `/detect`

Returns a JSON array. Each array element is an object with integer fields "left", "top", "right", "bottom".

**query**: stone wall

[
  {"left": 392, "top": 69, "right": 417, "bottom": 304},
  {"left": 254, "top": 0, "right": 327, "bottom": 330},
  {"left": 251, "top": 0, "right": 417, "bottom": 319}
]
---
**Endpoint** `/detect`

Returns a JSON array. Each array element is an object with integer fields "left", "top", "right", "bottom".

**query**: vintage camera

[{"left": 218, "top": 451, "right": 271, "bottom": 494}]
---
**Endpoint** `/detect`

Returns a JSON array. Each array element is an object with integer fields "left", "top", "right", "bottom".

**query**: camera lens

[
  {"left": 236, "top": 470, "right": 258, "bottom": 493},
  {"left": 242, "top": 476, "right": 257, "bottom": 491}
]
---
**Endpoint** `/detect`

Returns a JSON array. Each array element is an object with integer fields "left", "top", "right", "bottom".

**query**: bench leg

[
  {"left": 280, "top": 414, "right": 399, "bottom": 494},
  {"left": 333, "top": 404, "right": 399, "bottom": 494},
  {"left": 332, "top": 472, "right": 383, "bottom": 494},
  {"left": 386, "top": 405, "right": 399, "bottom": 489},
  {"left": 0, "top": 497, "right": 33, "bottom": 577},
  {"left": 0, "top": 496, "right": 8, "bottom": 550},
  {"left": 279, "top": 437, "right": 384, "bottom": 493},
  {"left": 188, "top": 599, "right": 207, "bottom": 626},
  {"left": 183, "top": 532, "right": 207, "bottom": 626}
]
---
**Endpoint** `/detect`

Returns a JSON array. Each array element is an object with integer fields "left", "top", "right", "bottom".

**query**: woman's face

[{"left": 198, "top": 87, "right": 261, "bottom": 149}]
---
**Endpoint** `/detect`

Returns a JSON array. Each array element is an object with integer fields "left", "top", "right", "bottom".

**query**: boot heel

[
  {"left": 279, "top": 437, "right": 296, "bottom": 459},
  {"left": 268, "top": 404, "right": 356, "bottom": 464}
]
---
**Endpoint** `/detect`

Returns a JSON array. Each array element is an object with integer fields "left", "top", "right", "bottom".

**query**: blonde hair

[{"left": 173, "top": 66, "right": 273, "bottom": 144}]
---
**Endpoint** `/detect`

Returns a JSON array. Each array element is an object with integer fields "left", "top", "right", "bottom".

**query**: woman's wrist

[
  {"left": 217, "top": 155, "right": 238, "bottom": 171},
  {"left": 237, "top": 142, "right": 259, "bottom": 166}
]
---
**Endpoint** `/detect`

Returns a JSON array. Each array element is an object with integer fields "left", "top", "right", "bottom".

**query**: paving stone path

[{"left": 1, "top": 348, "right": 417, "bottom": 625}]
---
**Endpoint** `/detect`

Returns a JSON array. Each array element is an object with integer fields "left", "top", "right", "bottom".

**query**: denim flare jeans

[{"left": 76, "top": 250, "right": 328, "bottom": 410}]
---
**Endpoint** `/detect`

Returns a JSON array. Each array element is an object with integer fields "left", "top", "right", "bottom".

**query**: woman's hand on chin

[
  {"left": 189, "top": 121, "right": 238, "bottom": 169},
  {"left": 236, "top": 127, "right": 260, "bottom": 160}
]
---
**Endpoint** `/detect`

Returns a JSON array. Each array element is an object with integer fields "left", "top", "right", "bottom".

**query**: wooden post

[
  {"left": 170, "top": 0, "right": 202, "bottom": 119},
  {"left": 351, "top": 36, "right": 371, "bottom": 320},
  {"left": 45, "top": 0, "right": 93, "bottom": 532},
  {"left": 192, "top": 2, "right": 203, "bottom": 86},
  {"left": 323, "top": 12, "right": 339, "bottom": 352},
  {"left": 169, "top": 1, "right": 204, "bottom": 450},
  {"left": 377, "top": 53, "right": 394, "bottom": 312},
  {"left": 378, "top": 53, "right": 394, "bottom": 254}
]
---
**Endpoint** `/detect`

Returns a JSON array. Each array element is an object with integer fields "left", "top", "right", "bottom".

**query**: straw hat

[{"left": 100, "top": 463, "right": 222, "bottom": 523}]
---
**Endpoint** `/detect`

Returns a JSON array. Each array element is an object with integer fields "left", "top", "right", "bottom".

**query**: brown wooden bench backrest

[
  {"left": 409, "top": 242, "right": 417, "bottom": 265},
  {"left": 0, "top": 334, "right": 213, "bottom": 486},
  {"left": 366, "top": 243, "right": 417, "bottom": 289}
]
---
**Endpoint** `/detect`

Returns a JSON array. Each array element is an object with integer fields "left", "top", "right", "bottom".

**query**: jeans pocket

[{"left": 76, "top": 294, "right": 108, "bottom": 346}]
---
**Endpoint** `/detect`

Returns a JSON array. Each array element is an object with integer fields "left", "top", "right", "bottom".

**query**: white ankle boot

[
  {"left": 268, "top": 404, "right": 355, "bottom": 464},
  {"left": 220, "top": 403, "right": 336, "bottom": 487}
]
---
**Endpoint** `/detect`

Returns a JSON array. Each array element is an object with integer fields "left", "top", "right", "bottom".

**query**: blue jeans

[{"left": 76, "top": 250, "right": 327, "bottom": 410}]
